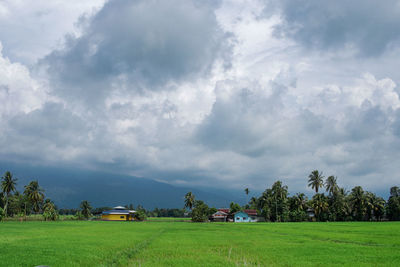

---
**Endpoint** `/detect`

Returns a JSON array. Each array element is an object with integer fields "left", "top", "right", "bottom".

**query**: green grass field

[{"left": 0, "top": 221, "right": 399, "bottom": 266}]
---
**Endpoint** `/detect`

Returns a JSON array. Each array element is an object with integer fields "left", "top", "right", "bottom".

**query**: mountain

[{"left": 0, "top": 162, "right": 245, "bottom": 209}]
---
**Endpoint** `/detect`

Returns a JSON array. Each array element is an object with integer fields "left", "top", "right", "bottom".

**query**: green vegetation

[
  {"left": 2, "top": 170, "right": 400, "bottom": 223},
  {"left": 245, "top": 170, "right": 399, "bottom": 222},
  {"left": 0, "top": 221, "right": 399, "bottom": 266},
  {"left": 191, "top": 200, "right": 213, "bottom": 222}
]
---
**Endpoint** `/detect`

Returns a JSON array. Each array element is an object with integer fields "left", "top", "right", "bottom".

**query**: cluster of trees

[
  {"left": 0, "top": 171, "right": 119, "bottom": 221},
  {"left": 248, "top": 170, "right": 398, "bottom": 222},
  {"left": 184, "top": 192, "right": 217, "bottom": 222},
  {"left": 0, "top": 171, "right": 56, "bottom": 221},
  {"left": 183, "top": 170, "right": 400, "bottom": 222}
]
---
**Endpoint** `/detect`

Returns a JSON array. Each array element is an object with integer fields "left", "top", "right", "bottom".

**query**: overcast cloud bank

[{"left": 0, "top": 0, "right": 399, "bottom": 194}]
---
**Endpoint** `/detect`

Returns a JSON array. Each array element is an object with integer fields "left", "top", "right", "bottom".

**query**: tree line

[
  {"left": 184, "top": 170, "right": 400, "bottom": 222},
  {"left": 0, "top": 171, "right": 106, "bottom": 221},
  {"left": 0, "top": 171, "right": 58, "bottom": 221},
  {"left": 2, "top": 169, "right": 400, "bottom": 222},
  {"left": 0, "top": 170, "right": 178, "bottom": 221}
]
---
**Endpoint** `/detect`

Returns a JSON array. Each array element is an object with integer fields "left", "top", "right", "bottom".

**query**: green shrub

[{"left": 134, "top": 210, "right": 147, "bottom": 221}]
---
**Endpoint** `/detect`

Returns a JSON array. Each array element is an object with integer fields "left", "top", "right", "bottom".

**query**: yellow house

[{"left": 101, "top": 206, "right": 136, "bottom": 221}]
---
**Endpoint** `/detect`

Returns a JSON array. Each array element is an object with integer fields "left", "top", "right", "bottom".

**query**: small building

[
  {"left": 234, "top": 209, "right": 259, "bottom": 223},
  {"left": 101, "top": 206, "right": 136, "bottom": 221},
  {"left": 210, "top": 210, "right": 229, "bottom": 222}
]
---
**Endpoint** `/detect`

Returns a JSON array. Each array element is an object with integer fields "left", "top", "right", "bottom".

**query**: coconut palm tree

[
  {"left": 365, "top": 192, "right": 385, "bottom": 221},
  {"left": 325, "top": 176, "right": 338, "bottom": 196},
  {"left": 184, "top": 192, "right": 195, "bottom": 211},
  {"left": 244, "top": 188, "right": 249, "bottom": 205},
  {"left": 348, "top": 186, "right": 367, "bottom": 221},
  {"left": 80, "top": 200, "right": 92, "bottom": 220},
  {"left": 311, "top": 193, "right": 329, "bottom": 221},
  {"left": 308, "top": 170, "right": 324, "bottom": 193},
  {"left": 43, "top": 199, "right": 58, "bottom": 221},
  {"left": 1, "top": 171, "right": 17, "bottom": 217},
  {"left": 293, "top": 193, "right": 308, "bottom": 211},
  {"left": 24, "top": 181, "right": 45, "bottom": 213}
]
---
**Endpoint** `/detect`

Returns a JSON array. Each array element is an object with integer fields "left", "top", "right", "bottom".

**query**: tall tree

[
  {"left": 328, "top": 187, "right": 349, "bottom": 221},
  {"left": 1, "top": 171, "right": 17, "bottom": 217},
  {"left": 244, "top": 188, "right": 249, "bottom": 204},
  {"left": 191, "top": 200, "right": 210, "bottom": 222},
  {"left": 80, "top": 200, "right": 92, "bottom": 220},
  {"left": 365, "top": 192, "right": 385, "bottom": 221},
  {"left": 184, "top": 192, "right": 195, "bottom": 211},
  {"left": 348, "top": 186, "right": 367, "bottom": 221},
  {"left": 24, "top": 181, "right": 45, "bottom": 213},
  {"left": 259, "top": 181, "right": 289, "bottom": 222},
  {"left": 288, "top": 193, "right": 308, "bottom": 222},
  {"left": 325, "top": 176, "right": 338, "bottom": 196},
  {"left": 387, "top": 186, "right": 400, "bottom": 221},
  {"left": 311, "top": 193, "right": 329, "bottom": 221},
  {"left": 308, "top": 170, "right": 324, "bottom": 193}
]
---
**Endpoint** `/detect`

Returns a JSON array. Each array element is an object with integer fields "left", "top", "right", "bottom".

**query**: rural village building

[
  {"left": 234, "top": 210, "right": 259, "bottom": 222},
  {"left": 101, "top": 206, "right": 136, "bottom": 221},
  {"left": 210, "top": 209, "right": 260, "bottom": 222}
]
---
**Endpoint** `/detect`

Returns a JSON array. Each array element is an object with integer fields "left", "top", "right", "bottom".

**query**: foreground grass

[{"left": 0, "top": 221, "right": 399, "bottom": 266}]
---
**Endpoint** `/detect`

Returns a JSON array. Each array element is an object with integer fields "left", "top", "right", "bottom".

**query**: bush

[
  {"left": 42, "top": 200, "right": 59, "bottom": 221},
  {"left": 75, "top": 211, "right": 84, "bottom": 220},
  {"left": 134, "top": 210, "right": 147, "bottom": 221}
]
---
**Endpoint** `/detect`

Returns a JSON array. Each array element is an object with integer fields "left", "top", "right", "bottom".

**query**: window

[
  {"left": 120, "top": 216, "right": 125, "bottom": 219},
  {"left": 236, "top": 217, "right": 240, "bottom": 220}
]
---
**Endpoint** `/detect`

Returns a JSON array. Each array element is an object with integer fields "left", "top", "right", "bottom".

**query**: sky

[{"left": 1, "top": 0, "right": 400, "bottom": 195}]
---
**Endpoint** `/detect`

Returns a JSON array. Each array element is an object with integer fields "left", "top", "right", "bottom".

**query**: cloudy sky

[{"left": 1, "top": 0, "right": 400, "bottom": 194}]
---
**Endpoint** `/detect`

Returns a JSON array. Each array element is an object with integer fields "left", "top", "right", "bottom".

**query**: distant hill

[{"left": 0, "top": 162, "right": 245, "bottom": 209}]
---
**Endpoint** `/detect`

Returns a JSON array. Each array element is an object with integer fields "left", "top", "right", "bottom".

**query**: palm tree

[
  {"left": 24, "top": 181, "right": 45, "bottom": 213},
  {"left": 244, "top": 188, "right": 249, "bottom": 204},
  {"left": 43, "top": 199, "right": 58, "bottom": 221},
  {"left": 325, "top": 176, "right": 338, "bottom": 196},
  {"left": 80, "top": 200, "right": 92, "bottom": 220},
  {"left": 1, "top": 171, "right": 17, "bottom": 217},
  {"left": 311, "top": 193, "right": 329, "bottom": 221},
  {"left": 184, "top": 192, "right": 195, "bottom": 211},
  {"left": 293, "top": 193, "right": 307, "bottom": 211},
  {"left": 365, "top": 192, "right": 385, "bottom": 221},
  {"left": 308, "top": 170, "right": 324, "bottom": 193},
  {"left": 348, "top": 186, "right": 366, "bottom": 221}
]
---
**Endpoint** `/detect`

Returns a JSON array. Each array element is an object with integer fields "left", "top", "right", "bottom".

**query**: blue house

[{"left": 234, "top": 210, "right": 258, "bottom": 223}]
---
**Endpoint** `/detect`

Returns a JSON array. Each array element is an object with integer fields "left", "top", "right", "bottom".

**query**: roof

[
  {"left": 243, "top": 209, "right": 258, "bottom": 216},
  {"left": 234, "top": 209, "right": 258, "bottom": 216},
  {"left": 218, "top": 208, "right": 230, "bottom": 213},
  {"left": 211, "top": 211, "right": 228, "bottom": 217},
  {"left": 113, "top": 206, "right": 127, "bottom": 210}
]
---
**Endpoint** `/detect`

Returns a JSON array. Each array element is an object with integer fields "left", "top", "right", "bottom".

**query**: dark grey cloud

[
  {"left": 274, "top": 0, "right": 400, "bottom": 56},
  {"left": 42, "top": 0, "right": 229, "bottom": 104}
]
